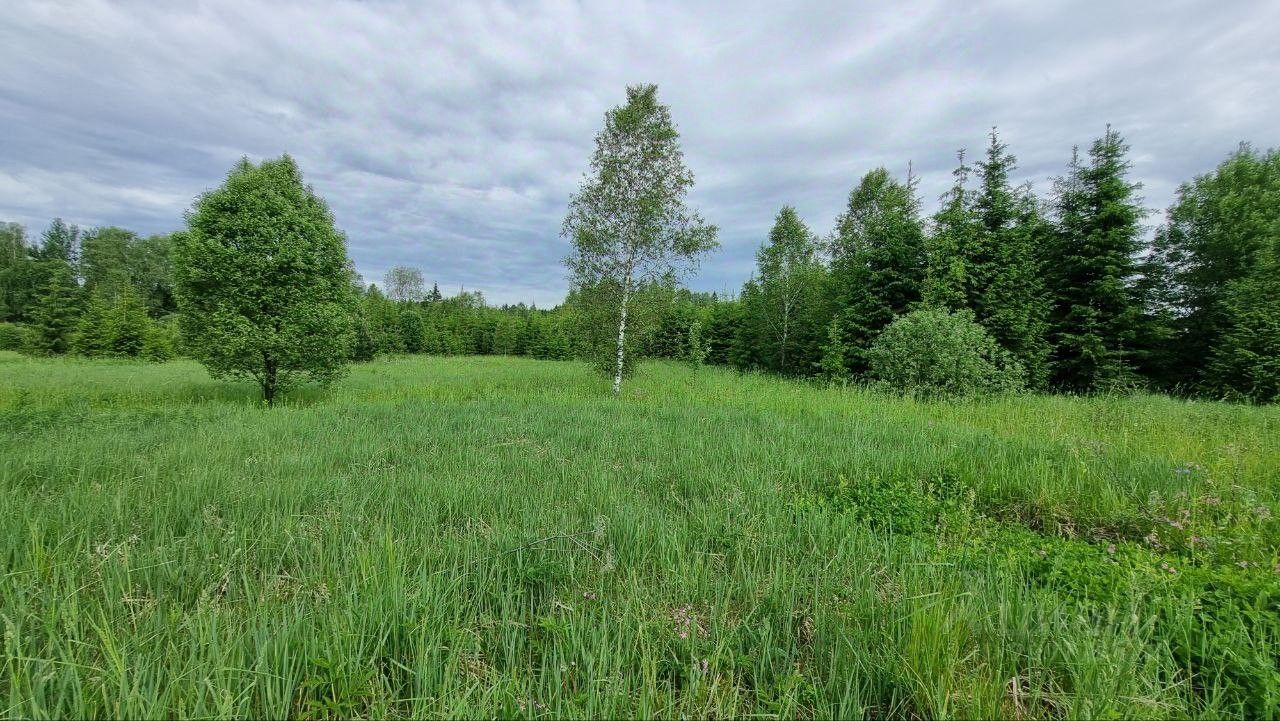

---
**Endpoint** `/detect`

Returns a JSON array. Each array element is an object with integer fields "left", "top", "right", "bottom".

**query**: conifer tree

[
  {"left": 38, "top": 218, "right": 80, "bottom": 265},
  {"left": 103, "top": 288, "right": 151, "bottom": 357},
  {"left": 924, "top": 134, "right": 1050, "bottom": 385},
  {"left": 924, "top": 151, "right": 979, "bottom": 310},
  {"left": 1044, "top": 127, "right": 1148, "bottom": 391},
  {"left": 828, "top": 168, "right": 927, "bottom": 375},
  {"left": 817, "top": 316, "right": 849, "bottom": 384},
  {"left": 71, "top": 292, "right": 112, "bottom": 357},
  {"left": 28, "top": 261, "right": 82, "bottom": 354},
  {"left": 970, "top": 130, "right": 1051, "bottom": 387}
]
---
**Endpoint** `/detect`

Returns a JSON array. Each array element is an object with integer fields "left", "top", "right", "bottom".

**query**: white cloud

[{"left": 1, "top": 0, "right": 1277, "bottom": 305}]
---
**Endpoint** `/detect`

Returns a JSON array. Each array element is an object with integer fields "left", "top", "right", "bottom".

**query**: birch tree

[
  {"left": 383, "top": 265, "right": 425, "bottom": 302},
  {"left": 746, "top": 206, "right": 822, "bottom": 374},
  {"left": 563, "top": 84, "right": 717, "bottom": 395}
]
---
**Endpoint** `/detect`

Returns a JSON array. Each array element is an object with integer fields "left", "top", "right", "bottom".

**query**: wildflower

[
  {"left": 1254, "top": 506, "right": 1272, "bottom": 520},
  {"left": 1237, "top": 560, "right": 1249, "bottom": 569},
  {"left": 1160, "top": 561, "right": 1177, "bottom": 574},
  {"left": 1200, "top": 495, "right": 1221, "bottom": 507},
  {"left": 1106, "top": 543, "right": 1116, "bottom": 555}
]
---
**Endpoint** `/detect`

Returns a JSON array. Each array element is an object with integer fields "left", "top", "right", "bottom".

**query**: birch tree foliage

[
  {"left": 383, "top": 265, "right": 425, "bottom": 302},
  {"left": 562, "top": 84, "right": 717, "bottom": 394},
  {"left": 750, "top": 206, "right": 822, "bottom": 375}
]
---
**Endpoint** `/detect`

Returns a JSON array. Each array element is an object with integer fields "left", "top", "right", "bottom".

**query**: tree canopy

[{"left": 172, "top": 155, "right": 356, "bottom": 404}]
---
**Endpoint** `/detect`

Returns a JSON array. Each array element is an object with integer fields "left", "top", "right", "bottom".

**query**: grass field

[{"left": 2, "top": 350, "right": 1278, "bottom": 718}]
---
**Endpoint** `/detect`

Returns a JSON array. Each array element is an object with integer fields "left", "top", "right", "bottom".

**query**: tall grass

[{"left": 1, "top": 351, "right": 1277, "bottom": 718}]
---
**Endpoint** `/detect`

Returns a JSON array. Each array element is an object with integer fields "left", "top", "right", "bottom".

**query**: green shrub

[
  {"left": 141, "top": 316, "right": 179, "bottom": 361},
  {"left": 71, "top": 291, "right": 175, "bottom": 361},
  {"left": 866, "top": 308, "right": 1025, "bottom": 398},
  {"left": 0, "top": 322, "right": 30, "bottom": 351}
]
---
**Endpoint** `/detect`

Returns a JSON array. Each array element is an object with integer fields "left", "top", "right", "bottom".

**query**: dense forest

[{"left": 1, "top": 133, "right": 1277, "bottom": 402}]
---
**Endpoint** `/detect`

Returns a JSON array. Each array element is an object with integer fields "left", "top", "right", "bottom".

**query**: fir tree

[
  {"left": 828, "top": 167, "right": 927, "bottom": 375},
  {"left": 925, "top": 133, "right": 1049, "bottom": 386},
  {"left": 103, "top": 288, "right": 151, "bottom": 357},
  {"left": 970, "top": 130, "right": 1051, "bottom": 387},
  {"left": 71, "top": 292, "right": 112, "bottom": 357},
  {"left": 28, "top": 261, "right": 82, "bottom": 354},
  {"left": 38, "top": 218, "right": 80, "bottom": 265},
  {"left": 924, "top": 151, "right": 979, "bottom": 309},
  {"left": 1044, "top": 127, "right": 1148, "bottom": 391},
  {"left": 817, "top": 316, "right": 849, "bottom": 384}
]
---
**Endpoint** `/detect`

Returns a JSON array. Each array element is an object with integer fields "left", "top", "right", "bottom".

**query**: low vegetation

[{"left": 3, "top": 353, "right": 1276, "bottom": 718}]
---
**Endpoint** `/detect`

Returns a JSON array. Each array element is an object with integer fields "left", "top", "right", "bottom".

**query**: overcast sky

[{"left": 2, "top": 1, "right": 1277, "bottom": 306}]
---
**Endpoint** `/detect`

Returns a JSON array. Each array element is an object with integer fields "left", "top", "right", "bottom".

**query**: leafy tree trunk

[
  {"left": 779, "top": 300, "right": 790, "bottom": 373},
  {"left": 613, "top": 278, "right": 631, "bottom": 396},
  {"left": 561, "top": 84, "right": 717, "bottom": 395}
]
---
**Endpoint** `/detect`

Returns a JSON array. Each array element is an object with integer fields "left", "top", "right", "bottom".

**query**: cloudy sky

[{"left": 2, "top": 1, "right": 1277, "bottom": 306}]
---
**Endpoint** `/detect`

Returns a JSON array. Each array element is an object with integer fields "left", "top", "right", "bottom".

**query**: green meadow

[{"left": 2, "top": 351, "right": 1277, "bottom": 718}]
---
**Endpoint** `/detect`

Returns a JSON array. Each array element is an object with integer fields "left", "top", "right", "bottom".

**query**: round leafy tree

[
  {"left": 173, "top": 155, "right": 355, "bottom": 404},
  {"left": 866, "top": 307, "right": 1025, "bottom": 399}
]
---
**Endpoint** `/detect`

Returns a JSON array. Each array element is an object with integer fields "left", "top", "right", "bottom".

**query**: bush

[
  {"left": 0, "top": 322, "right": 30, "bottom": 351},
  {"left": 866, "top": 307, "right": 1025, "bottom": 398},
  {"left": 141, "top": 316, "right": 179, "bottom": 361},
  {"left": 71, "top": 292, "right": 176, "bottom": 361}
]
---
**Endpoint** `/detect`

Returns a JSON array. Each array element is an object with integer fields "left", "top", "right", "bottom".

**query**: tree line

[
  {"left": 705, "top": 130, "right": 1280, "bottom": 402},
  {"left": 1, "top": 84, "right": 1277, "bottom": 403},
  {"left": 560, "top": 85, "right": 1279, "bottom": 403}
]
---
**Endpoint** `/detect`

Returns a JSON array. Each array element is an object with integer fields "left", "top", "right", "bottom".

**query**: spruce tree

[
  {"left": 28, "top": 261, "right": 82, "bottom": 354},
  {"left": 71, "top": 292, "right": 112, "bottom": 357},
  {"left": 817, "top": 316, "right": 849, "bottom": 384},
  {"left": 38, "top": 218, "right": 80, "bottom": 265},
  {"left": 924, "top": 133, "right": 1049, "bottom": 386},
  {"left": 970, "top": 130, "right": 1051, "bottom": 387},
  {"left": 1044, "top": 128, "right": 1148, "bottom": 391},
  {"left": 828, "top": 167, "right": 927, "bottom": 375},
  {"left": 923, "top": 151, "right": 979, "bottom": 310},
  {"left": 102, "top": 288, "right": 151, "bottom": 357}
]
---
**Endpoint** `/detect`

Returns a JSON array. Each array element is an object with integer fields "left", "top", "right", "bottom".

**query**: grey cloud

[{"left": 1, "top": 0, "right": 1277, "bottom": 307}]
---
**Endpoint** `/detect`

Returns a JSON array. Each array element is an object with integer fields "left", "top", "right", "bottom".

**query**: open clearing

[{"left": 2, "top": 352, "right": 1277, "bottom": 718}]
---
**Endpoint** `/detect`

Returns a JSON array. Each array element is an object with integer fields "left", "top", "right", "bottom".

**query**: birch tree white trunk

[
  {"left": 613, "top": 279, "right": 631, "bottom": 396},
  {"left": 561, "top": 84, "right": 718, "bottom": 396}
]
